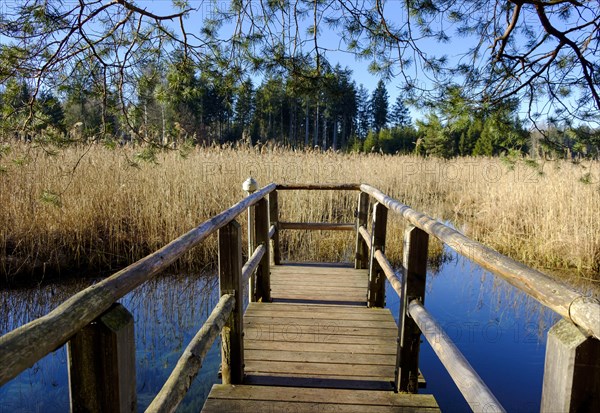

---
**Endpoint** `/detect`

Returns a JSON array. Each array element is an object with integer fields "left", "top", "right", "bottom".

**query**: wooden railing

[
  {"left": 354, "top": 184, "right": 600, "bottom": 413},
  {"left": 0, "top": 182, "right": 277, "bottom": 412},
  {"left": 1, "top": 180, "right": 599, "bottom": 413},
  {"left": 271, "top": 182, "right": 600, "bottom": 412}
]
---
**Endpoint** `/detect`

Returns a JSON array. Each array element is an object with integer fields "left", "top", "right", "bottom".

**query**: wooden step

[{"left": 201, "top": 384, "right": 440, "bottom": 413}]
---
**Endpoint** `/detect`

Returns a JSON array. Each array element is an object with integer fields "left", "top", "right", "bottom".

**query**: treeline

[{"left": 1, "top": 56, "right": 598, "bottom": 158}]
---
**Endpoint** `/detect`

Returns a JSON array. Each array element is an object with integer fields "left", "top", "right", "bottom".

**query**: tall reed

[{"left": 1, "top": 143, "right": 598, "bottom": 283}]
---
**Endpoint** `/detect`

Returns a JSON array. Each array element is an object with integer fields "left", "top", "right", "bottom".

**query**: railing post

[
  {"left": 269, "top": 190, "right": 281, "bottom": 265},
  {"left": 396, "top": 224, "right": 429, "bottom": 393},
  {"left": 541, "top": 319, "right": 600, "bottom": 412},
  {"left": 67, "top": 303, "right": 136, "bottom": 413},
  {"left": 254, "top": 197, "right": 271, "bottom": 302},
  {"left": 218, "top": 220, "right": 244, "bottom": 384},
  {"left": 367, "top": 202, "right": 387, "bottom": 308},
  {"left": 243, "top": 177, "right": 258, "bottom": 302},
  {"left": 354, "top": 191, "right": 369, "bottom": 269}
]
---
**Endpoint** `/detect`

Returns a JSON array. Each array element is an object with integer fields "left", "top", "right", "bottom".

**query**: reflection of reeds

[
  {"left": 0, "top": 272, "right": 221, "bottom": 412},
  {"left": 1, "top": 144, "right": 598, "bottom": 283}
]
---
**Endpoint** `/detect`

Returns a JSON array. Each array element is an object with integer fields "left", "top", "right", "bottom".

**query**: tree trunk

[
  {"left": 322, "top": 115, "right": 327, "bottom": 150},
  {"left": 313, "top": 101, "right": 319, "bottom": 147},
  {"left": 333, "top": 119, "right": 338, "bottom": 151},
  {"left": 305, "top": 99, "right": 310, "bottom": 147}
]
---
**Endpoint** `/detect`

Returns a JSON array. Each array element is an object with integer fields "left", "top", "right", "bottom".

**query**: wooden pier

[
  {"left": 1, "top": 181, "right": 599, "bottom": 413},
  {"left": 202, "top": 263, "right": 437, "bottom": 412}
]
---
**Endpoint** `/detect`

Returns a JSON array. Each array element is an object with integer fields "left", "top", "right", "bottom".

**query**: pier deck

[{"left": 202, "top": 263, "right": 439, "bottom": 412}]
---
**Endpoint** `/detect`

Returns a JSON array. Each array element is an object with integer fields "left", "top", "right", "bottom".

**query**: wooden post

[
  {"left": 541, "top": 319, "right": 600, "bottom": 412},
  {"left": 367, "top": 202, "right": 387, "bottom": 308},
  {"left": 269, "top": 190, "right": 281, "bottom": 265},
  {"left": 243, "top": 177, "right": 258, "bottom": 303},
  {"left": 218, "top": 221, "right": 244, "bottom": 384},
  {"left": 254, "top": 198, "right": 271, "bottom": 302},
  {"left": 67, "top": 303, "right": 136, "bottom": 413},
  {"left": 354, "top": 192, "right": 369, "bottom": 269},
  {"left": 396, "top": 224, "right": 429, "bottom": 393}
]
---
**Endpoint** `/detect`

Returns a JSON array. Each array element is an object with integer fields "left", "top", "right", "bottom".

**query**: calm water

[{"left": 0, "top": 250, "right": 560, "bottom": 412}]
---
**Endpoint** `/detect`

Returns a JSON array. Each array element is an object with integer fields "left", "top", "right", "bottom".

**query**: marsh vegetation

[{"left": 1, "top": 144, "right": 598, "bottom": 285}]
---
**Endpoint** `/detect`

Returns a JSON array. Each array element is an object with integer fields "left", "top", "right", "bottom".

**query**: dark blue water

[
  {"left": 385, "top": 247, "right": 559, "bottom": 412},
  {"left": 0, "top": 274, "right": 222, "bottom": 413},
  {"left": 0, "top": 250, "right": 560, "bottom": 412}
]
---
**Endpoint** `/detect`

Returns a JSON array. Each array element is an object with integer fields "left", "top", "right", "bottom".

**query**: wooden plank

[
  {"left": 248, "top": 303, "right": 384, "bottom": 308},
  {"left": 272, "top": 264, "right": 359, "bottom": 270},
  {"left": 244, "top": 310, "right": 393, "bottom": 322},
  {"left": 361, "top": 183, "right": 600, "bottom": 341},
  {"left": 271, "top": 278, "right": 366, "bottom": 286},
  {"left": 271, "top": 271, "right": 365, "bottom": 277},
  {"left": 205, "top": 384, "right": 439, "bottom": 407},
  {"left": 271, "top": 280, "right": 366, "bottom": 286},
  {"left": 244, "top": 316, "right": 397, "bottom": 329},
  {"left": 203, "top": 399, "right": 438, "bottom": 413},
  {"left": 272, "top": 265, "right": 363, "bottom": 272},
  {"left": 272, "top": 297, "right": 365, "bottom": 306},
  {"left": 273, "top": 270, "right": 368, "bottom": 281},
  {"left": 67, "top": 303, "right": 136, "bottom": 413},
  {"left": 270, "top": 292, "right": 366, "bottom": 301},
  {"left": 245, "top": 332, "right": 394, "bottom": 345},
  {"left": 271, "top": 291, "right": 365, "bottom": 299},
  {"left": 279, "top": 222, "right": 356, "bottom": 231},
  {"left": 244, "top": 340, "right": 397, "bottom": 354},
  {"left": 244, "top": 325, "right": 396, "bottom": 341},
  {"left": 245, "top": 349, "right": 393, "bottom": 365},
  {"left": 0, "top": 184, "right": 277, "bottom": 386},
  {"left": 245, "top": 360, "right": 395, "bottom": 378},
  {"left": 271, "top": 284, "right": 367, "bottom": 293}
]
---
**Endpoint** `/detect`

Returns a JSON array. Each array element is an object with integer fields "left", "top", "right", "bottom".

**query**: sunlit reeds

[{"left": 1, "top": 143, "right": 598, "bottom": 283}]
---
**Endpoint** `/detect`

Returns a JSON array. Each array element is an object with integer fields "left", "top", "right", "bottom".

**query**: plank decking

[{"left": 201, "top": 263, "right": 440, "bottom": 412}]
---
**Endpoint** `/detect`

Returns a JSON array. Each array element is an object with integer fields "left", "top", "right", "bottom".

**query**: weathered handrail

[
  {"left": 145, "top": 294, "right": 235, "bottom": 413},
  {"left": 358, "top": 225, "right": 372, "bottom": 250},
  {"left": 374, "top": 249, "right": 403, "bottom": 297},
  {"left": 279, "top": 222, "right": 355, "bottom": 231},
  {"left": 408, "top": 300, "right": 505, "bottom": 413},
  {"left": 276, "top": 183, "right": 360, "bottom": 190},
  {"left": 360, "top": 183, "right": 600, "bottom": 340},
  {"left": 242, "top": 244, "right": 266, "bottom": 283},
  {"left": 0, "top": 183, "right": 276, "bottom": 386}
]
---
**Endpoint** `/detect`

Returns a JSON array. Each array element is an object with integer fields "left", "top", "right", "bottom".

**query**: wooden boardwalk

[
  {"left": 4, "top": 183, "right": 599, "bottom": 412},
  {"left": 202, "top": 263, "right": 439, "bottom": 412}
]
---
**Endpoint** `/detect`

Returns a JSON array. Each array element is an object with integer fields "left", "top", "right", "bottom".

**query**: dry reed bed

[{"left": 0, "top": 144, "right": 598, "bottom": 283}]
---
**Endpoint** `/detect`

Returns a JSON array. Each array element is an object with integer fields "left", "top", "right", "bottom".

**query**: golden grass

[{"left": 1, "top": 143, "right": 598, "bottom": 283}]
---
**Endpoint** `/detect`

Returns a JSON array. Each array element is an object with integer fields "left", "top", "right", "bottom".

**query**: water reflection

[
  {"left": 386, "top": 246, "right": 560, "bottom": 413},
  {"left": 0, "top": 249, "right": 566, "bottom": 413},
  {"left": 0, "top": 273, "right": 221, "bottom": 413}
]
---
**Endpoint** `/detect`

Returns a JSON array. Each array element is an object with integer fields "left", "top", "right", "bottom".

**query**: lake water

[{"left": 0, "top": 249, "right": 560, "bottom": 412}]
